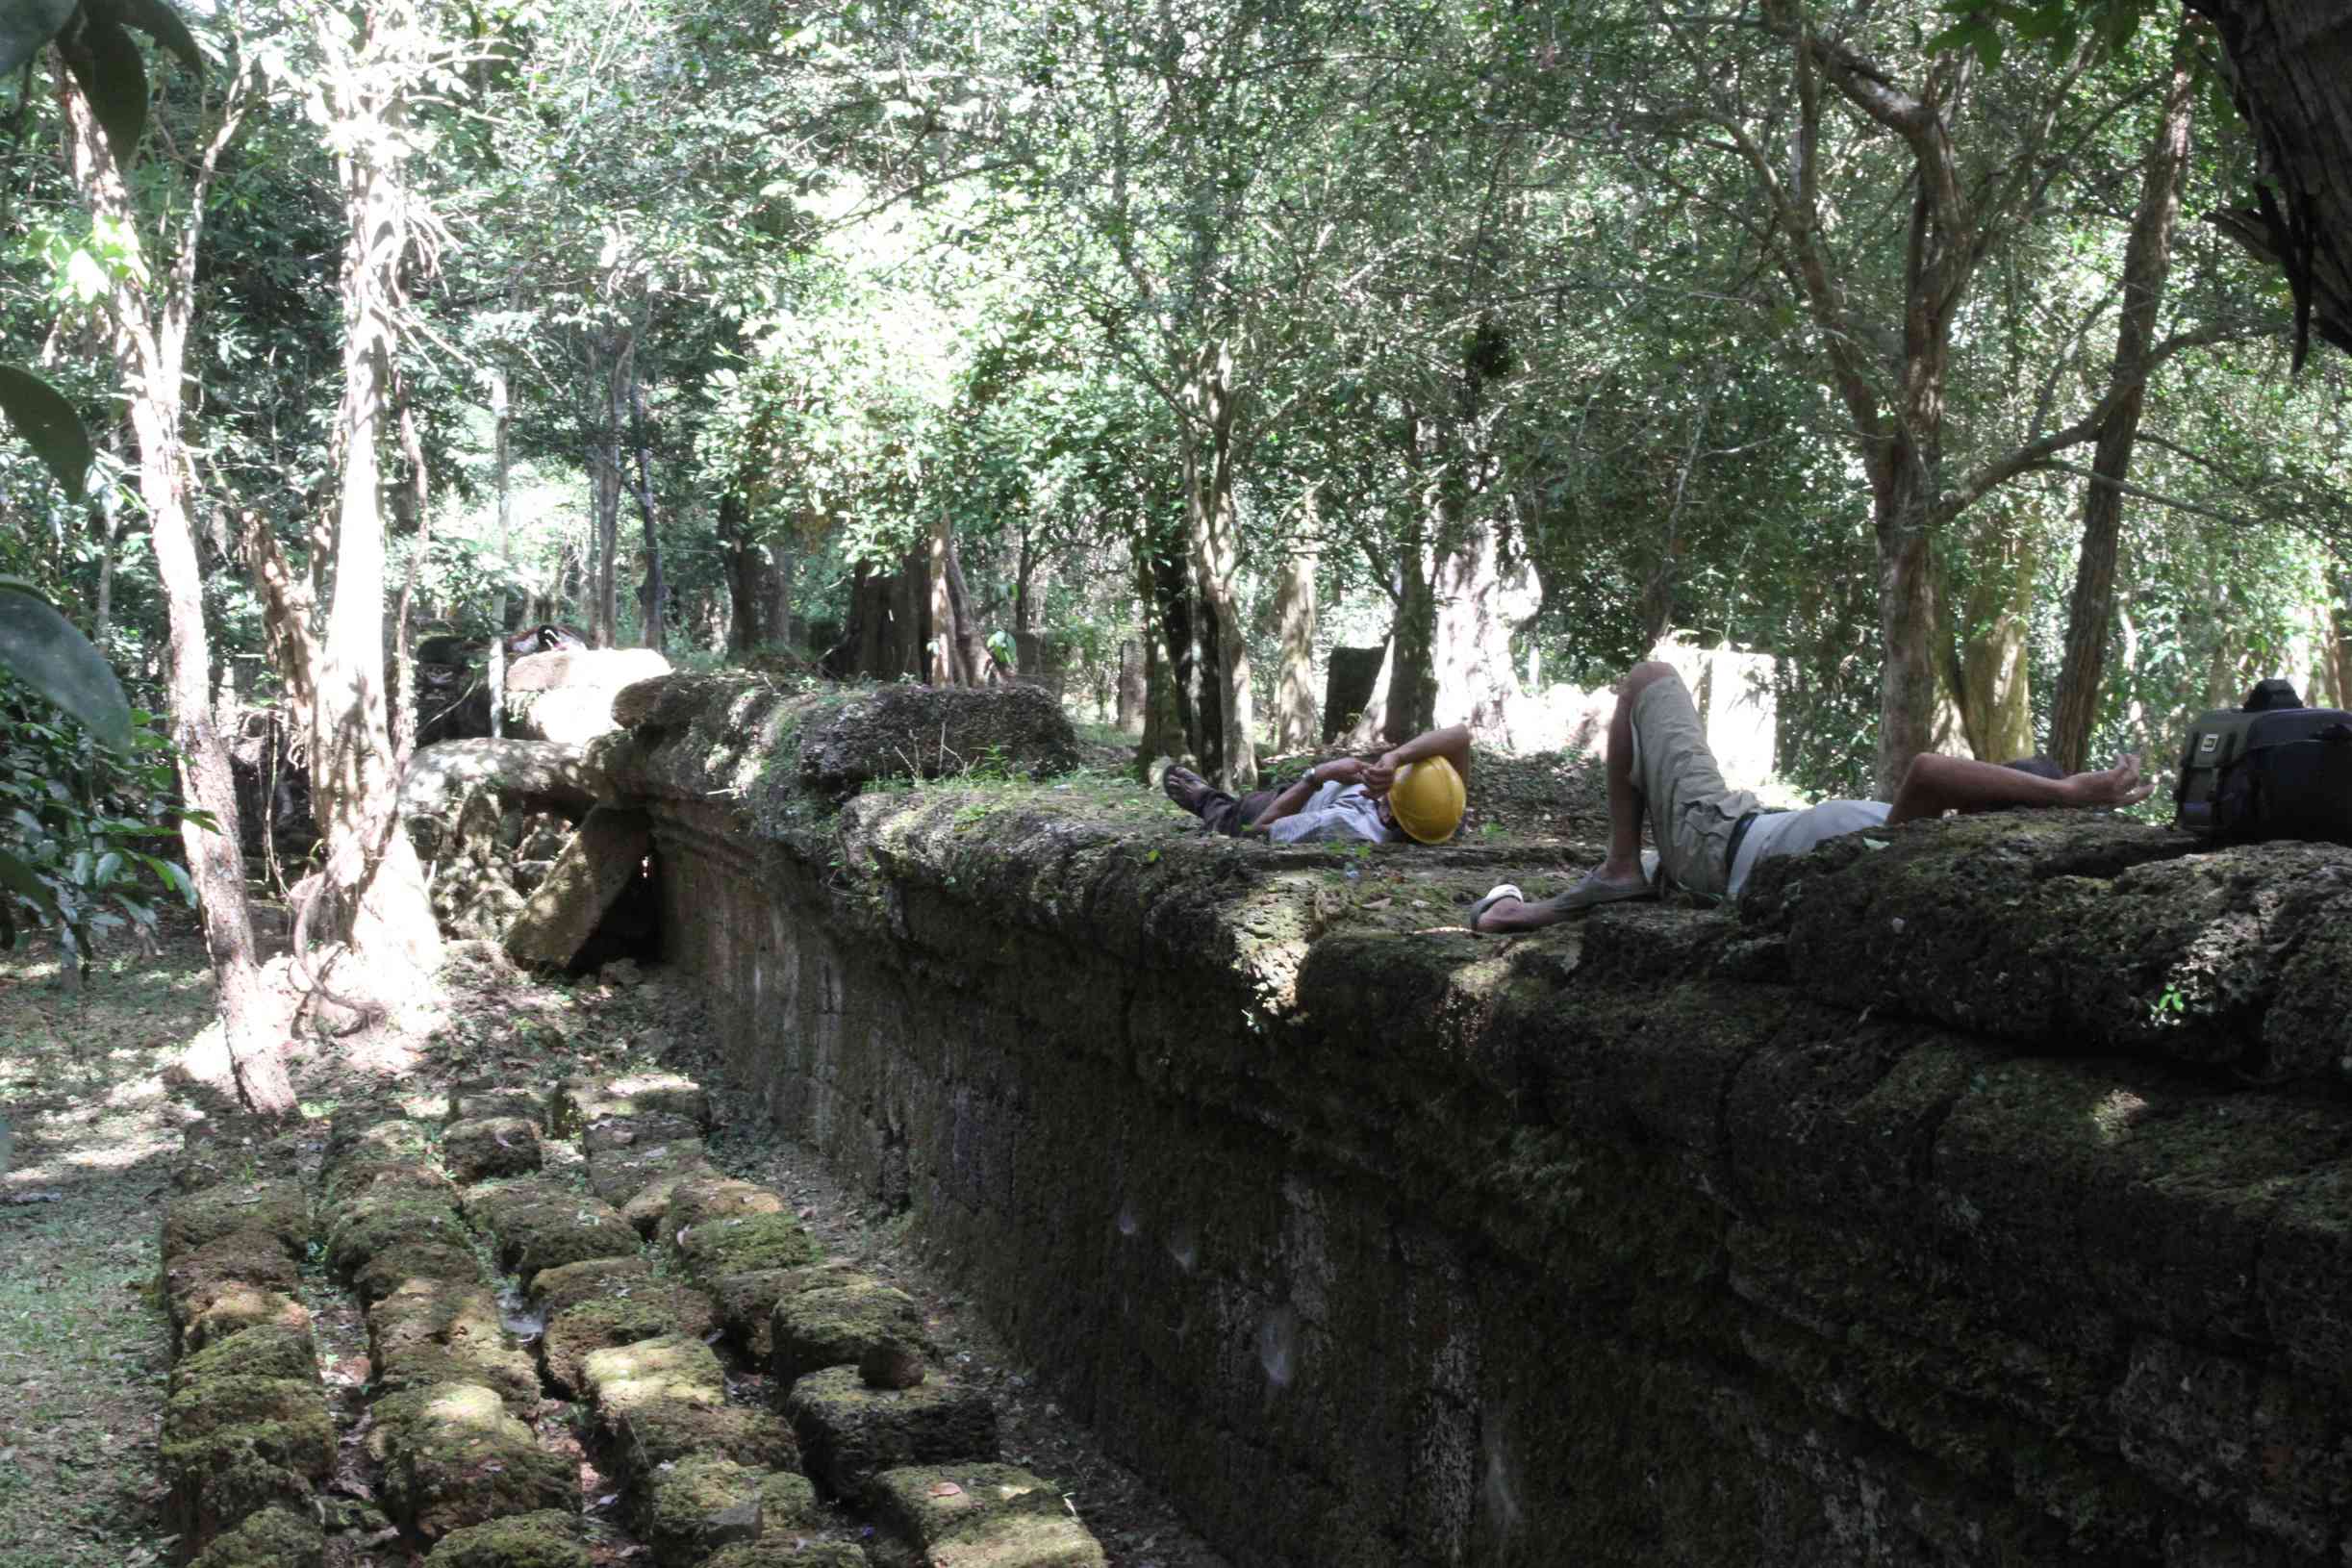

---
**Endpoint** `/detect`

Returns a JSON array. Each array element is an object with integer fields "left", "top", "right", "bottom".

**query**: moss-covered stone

[
  {"left": 421, "top": 1508, "right": 623, "bottom": 1568},
  {"left": 579, "top": 1332, "right": 726, "bottom": 1414},
  {"left": 442, "top": 1116, "right": 544, "bottom": 1183},
  {"left": 697, "top": 1542, "right": 866, "bottom": 1568},
  {"left": 164, "top": 1228, "right": 299, "bottom": 1316},
  {"left": 169, "top": 1323, "right": 317, "bottom": 1395},
  {"left": 325, "top": 1189, "right": 468, "bottom": 1279},
  {"left": 530, "top": 1252, "right": 654, "bottom": 1317},
  {"left": 162, "top": 1180, "right": 309, "bottom": 1264},
  {"left": 446, "top": 1085, "right": 549, "bottom": 1128},
  {"left": 769, "top": 1277, "right": 926, "bottom": 1384},
  {"left": 543, "top": 1285, "right": 718, "bottom": 1397},
  {"left": 180, "top": 1287, "right": 315, "bottom": 1355},
  {"left": 710, "top": 1263, "right": 855, "bottom": 1359},
  {"left": 463, "top": 1178, "right": 639, "bottom": 1282},
  {"left": 186, "top": 1504, "right": 325, "bottom": 1568},
  {"left": 552, "top": 1072, "right": 712, "bottom": 1134},
  {"left": 321, "top": 1153, "right": 457, "bottom": 1210},
  {"left": 867, "top": 1463, "right": 1105, "bottom": 1568},
  {"left": 367, "top": 1277, "right": 541, "bottom": 1410},
  {"left": 370, "top": 1382, "right": 579, "bottom": 1541},
  {"left": 641, "top": 1454, "right": 822, "bottom": 1566},
  {"left": 660, "top": 1176, "right": 787, "bottom": 1236},
  {"left": 584, "top": 1110, "right": 708, "bottom": 1158},
  {"left": 161, "top": 1375, "right": 334, "bottom": 1543},
  {"left": 612, "top": 1399, "right": 799, "bottom": 1481},
  {"left": 351, "top": 1240, "right": 484, "bottom": 1304},
  {"left": 613, "top": 1151, "right": 723, "bottom": 1228},
  {"left": 783, "top": 1366, "right": 998, "bottom": 1499},
  {"left": 675, "top": 1211, "right": 818, "bottom": 1279},
  {"left": 171, "top": 1125, "right": 309, "bottom": 1196}
]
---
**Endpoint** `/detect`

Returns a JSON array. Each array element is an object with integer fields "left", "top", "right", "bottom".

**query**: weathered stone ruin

[{"left": 584, "top": 671, "right": 2352, "bottom": 1567}]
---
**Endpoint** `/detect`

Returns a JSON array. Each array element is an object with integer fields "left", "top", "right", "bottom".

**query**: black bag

[{"left": 2173, "top": 677, "right": 2352, "bottom": 844}]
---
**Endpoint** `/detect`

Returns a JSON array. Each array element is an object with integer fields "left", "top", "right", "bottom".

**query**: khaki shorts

[{"left": 1629, "top": 673, "right": 1759, "bottom": 899}]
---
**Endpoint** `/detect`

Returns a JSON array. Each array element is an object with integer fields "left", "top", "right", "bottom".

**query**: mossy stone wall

[{"left": 615, "top": 677, "right": 2352, "bottom": 1567}]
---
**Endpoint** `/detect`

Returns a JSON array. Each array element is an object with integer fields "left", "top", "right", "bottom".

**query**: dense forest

[{"left": 3, "top": 0, "right": 2350, "bottom": 1091}]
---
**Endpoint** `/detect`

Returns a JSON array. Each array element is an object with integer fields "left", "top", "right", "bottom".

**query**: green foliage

[{"left": 0, "top": 686, "right": 201, "bottom": 967}]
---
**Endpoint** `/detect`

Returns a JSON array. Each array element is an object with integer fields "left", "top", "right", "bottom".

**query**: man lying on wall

[
  {"left": 1469, "top": 660, "right": 2157, "bottom": 935},
  {"left": 1161, "top": 723, "right": 1472, "bottom": 845}
]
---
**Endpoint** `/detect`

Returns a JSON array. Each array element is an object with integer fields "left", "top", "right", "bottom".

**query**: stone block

[
  {"left": 709, "top": 1263, "right": 857, "bottom": 1360},
  {"left": 421, "top": 1508, "right": 626, "bottom": 1568},
  {"left": 613, "top": 1399, "right": 799, "bottom": 1482},
  {"left": 369, "top": 1382, "right": 579, "bottom": 1541},
  {"left": 368, "top": 1278, "right": 541, "bottom": 1411},
  {"left": 351, "top": 1241, "right": 483, "bottom": 1305},
  {"left": 676, "top": 1211, "right": 819, "bottom": 1279},
  {"left": 503, "top": 806, "right": 652, "bottom": 969},
  {"left": 445, "top": 1084, "right": 549, "bottom": 1128},
  {"left": 188, "top": 1505, "right": 325, "bottom": 1568},
  {"left": 168, "top": 1323, "right": 317, "bottom": 1396},
  {"left": 161, "top": 1374, "right": 334, "bottom": 1547},
  {"left": 642, "top": 1454, "right": 824, "bottom": 1567},
  {"left": 661, "top": 1176, "right": 787, "bottom": 1236},
  {"left": 616, "top": 1151, "right": 725, "bottom": 1229},
  {"left": 532, "top": 1253, "right": 655, "bottom": 1318},
  {"left": 442, "top": 1116, "right": 544, "bottom": 1183},
  {"left": 555, "top": 1072, "right": 714, "bottom": 1132},
  {"left": 462, "top": 1178, "right": 639, "bottom": 1283},
  {"left": 771, "top": 1277, "right": 927, "bottom": 1384},
  {"left": 164, "top": 1229, "right": 301, "bottom": 1334},
  {"left": 699, "top": 1542, "right": 867, "bottom": 1568},
  {"left": 867, "top": 1464, "right": 1106, "bottom": 1568},
  {"left": 325, "top": 1188, "right": 468, "bottom": 1280},
  {"left": 784, "top": 1366, "right": 999, "bottom": 1498},
  {"left": 162, "top": 1180, "right": 309, "bottom": 1264},
  {"left": 543, "top": 1284, "right": 718, "bottom": 1398}
]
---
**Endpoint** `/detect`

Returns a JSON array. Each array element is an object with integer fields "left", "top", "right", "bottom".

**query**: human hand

[
  {"left": 1319, "top": 757, "right": 1367, "bottom": 788},
  {"left": 2069, "top": 753, "right": 2155, "bottom": 809},
  {"left": 1361, "top": 754, "right": 1399, "bottom": 797}
]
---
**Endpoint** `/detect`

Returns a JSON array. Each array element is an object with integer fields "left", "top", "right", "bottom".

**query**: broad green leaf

[
  {"left": 0, "top": 849, "right": 62, "bottom": 925},
  {"left": 0, "top": 0, "right": 75, "bottom": 75},
  {"left": 0, "top": 582, "right": 133, "bottom": 747},
  {"left": 63, "top": 16, "right": 148, "bottom": 169},
  {"left": 0, "top": 366, "right": 93, "bottom": 499},
  {"left": 92, "top": 849, "right": 122, "bottom": 884}
]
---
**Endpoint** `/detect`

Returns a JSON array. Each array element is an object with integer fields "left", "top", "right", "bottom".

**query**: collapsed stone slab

[
  {"left": 641, "top": 1454, "right": 825, "bottom": 1567},
  {"left": 502, "top": 806, "right": 651, "bottom": 969},
  {"left": 367, "top": 1382, "right": 579, "bottom": 1541},
  {"left": 463, "top": 1177, "right": 639, "bottom": 1283}
]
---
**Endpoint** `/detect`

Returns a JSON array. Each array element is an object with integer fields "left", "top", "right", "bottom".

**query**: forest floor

[{"left": 0, "top": 905, "right": 1233, "bottom": 1568}]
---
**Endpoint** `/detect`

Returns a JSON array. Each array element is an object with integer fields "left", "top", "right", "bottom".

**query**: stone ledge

[{"left": 620, "top": 670, "right": 2352, "bottom": 1566}]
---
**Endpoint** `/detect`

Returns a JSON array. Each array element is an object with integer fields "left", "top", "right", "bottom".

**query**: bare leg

[{"left": 1475, "top": 663, "right": 1675, "bottom": 933}]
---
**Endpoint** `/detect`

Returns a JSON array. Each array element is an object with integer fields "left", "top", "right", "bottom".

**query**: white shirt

[
  {"left": 1265, "top": 781, "right": 1396, "bottom": 846},
  {"left": 1726, "top": 798, "right": 1893, "bottom": 899}
]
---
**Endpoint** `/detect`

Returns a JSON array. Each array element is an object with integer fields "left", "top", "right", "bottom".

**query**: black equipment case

[{"left": 2173, "top": 678, "right": 2352, "bottom": 844}]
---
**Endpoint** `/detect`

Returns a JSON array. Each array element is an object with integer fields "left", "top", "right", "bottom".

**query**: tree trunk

[
  {"left": 390, "top": 400, "right": 429, "bottom": 759},
  {"left": 627, "top": 375, "right": 666, "bottom": 653},
  {"left": 720, "top": 489, "right": 764, "bottom": 655},
  {"left": 312, "top": 23, "right": 441, "bottom": 992},
  {"left": 60, "top": 70, "right": 293, "bottom": 1116},
  {"left": 766, "top": 537, "right": 797, "bottom": 649},
  {"left": 1957, "top": 528, "right": 2039, "bottom": 762},
  {"left": 1182, "top": 343, "right": 1254, "bottom": 788},
  {"left": 1271, "top": 542, "right": 1318, "bottom": 753},
  {"left": 2050, "top": 34, "right": 2196, "bottom": 771},
  {"left": 1430, "top": 510, "right": 1515, "bottom": 745},
  {"left": 590, "top": 354, "right": 623, "bottom": 647},
  {"left": 926, "top": 512, "right": 970, "bottom": 685},
  {"left": 1384, "top": 539, "right": 1437, "bottom": 745},
  {"left": 490, "top": 352, "right": 512, "bottom": 737}
]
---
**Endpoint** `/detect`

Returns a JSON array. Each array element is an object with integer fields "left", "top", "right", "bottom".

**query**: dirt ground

[{"left": 0, "top": 911, "right": 1230, "bottom": 1568}]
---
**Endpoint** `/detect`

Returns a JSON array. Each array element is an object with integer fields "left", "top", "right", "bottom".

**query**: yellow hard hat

[{"left": 1389, "top": 755, "right": 1464, "bottom": 844}]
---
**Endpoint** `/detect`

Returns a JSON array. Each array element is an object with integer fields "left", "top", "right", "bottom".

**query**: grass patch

[{"left": 0, "top": 935, "right": 213, "bottom": 1568}]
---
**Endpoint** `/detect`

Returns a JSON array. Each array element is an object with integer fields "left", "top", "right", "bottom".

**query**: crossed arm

[
  {"left": 1245, "top": 723, "right": 1473, "bottom": 832},
  {"left": 1884, "top": 752, "right": 2155, "bottom": 824}
]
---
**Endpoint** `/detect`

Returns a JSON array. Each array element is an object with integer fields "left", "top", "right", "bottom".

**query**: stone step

[
  {"left": 367, "top": 1382, "right": 580, "bottom": 1543},
  {"left": 782, "top": 1366, "right": 999, "bottom": 1499},
  {"left": 461, "top": 1176, "right": 639, "bottom": 1285},
  {"left": 866, "top": 1464, "right": 1108, "bottom": 1568}
]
